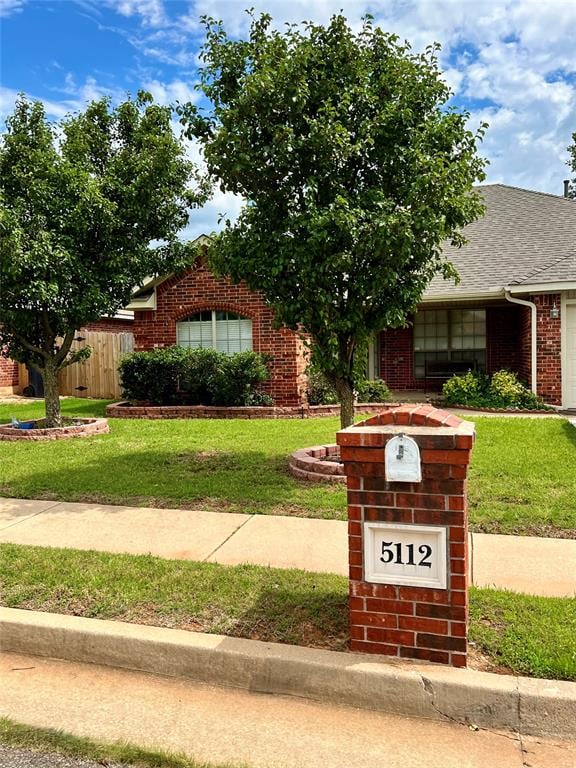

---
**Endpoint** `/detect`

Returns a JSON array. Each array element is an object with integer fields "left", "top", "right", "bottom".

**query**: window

[
  {"left": 177, "top": 311, "right": 253, "bottom": 354},
  {"left": 413, "top": 309, "right": 486, "bottom": 379}
]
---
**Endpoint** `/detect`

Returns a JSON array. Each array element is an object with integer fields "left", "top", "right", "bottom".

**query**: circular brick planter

[
  {"left": 288, "top": 444, "right": 345, "bottom": 483},
  {"left": 0, "top": 417, "right": 110, "bottom": 441}
]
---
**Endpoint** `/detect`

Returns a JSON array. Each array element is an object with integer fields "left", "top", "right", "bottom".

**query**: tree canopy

[
  {"left": 179, "top": 13, "right": 488, "bottom": 426},
  {"left": 0, "top": 92, "right": 204, "bottom": 426}
]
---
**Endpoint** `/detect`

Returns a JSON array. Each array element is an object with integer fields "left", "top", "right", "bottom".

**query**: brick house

[
  {"left": 127, "top": 246, "right": 309, "bottom": 406},
  {"left": 5, "top": 184, "right": 574, "bottom": 408},
  {"left": 129, "top": 185, "right": 576, "bottom": 409},
  {"left": 376, "top": 185, "right": 576, "bottom": 408}
]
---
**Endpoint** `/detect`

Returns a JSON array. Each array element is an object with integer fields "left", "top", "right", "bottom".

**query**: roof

[{"left": 426, "top": 184, "right": 576, "bottom": 299}]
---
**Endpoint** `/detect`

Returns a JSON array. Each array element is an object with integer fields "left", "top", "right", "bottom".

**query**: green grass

[
  {"left": 0, "top": 718, "right": 249, "bottom": 768},
  {"left": 1, "top": 399, "right": 575, "bottom": 533},
  {"left": 1, "top": 543, "right": 575, "bottom": 681}
]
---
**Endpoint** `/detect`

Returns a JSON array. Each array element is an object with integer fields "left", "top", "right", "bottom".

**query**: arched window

[{"left": 177, "top": 310, "right": 253, "bottom": 354}]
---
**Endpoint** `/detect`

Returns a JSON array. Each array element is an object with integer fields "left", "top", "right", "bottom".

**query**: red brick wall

[
  {"left": 517, "top": 305, "right": 532, "bottom": 386},
  {"left": 533, "top": 293, "right": 562, "bottom": 405},
  {"left": 0, "top": 355, "right": 19, "bottom": 390},
  {"left": 378, "top": 323, "right": 415, "bottom": 390},
  {"left": 84, "top": 318, "right": 134, "bottom": 334},
  {"left": 133, "top": 263, "right": 307, "bottom": 406}
]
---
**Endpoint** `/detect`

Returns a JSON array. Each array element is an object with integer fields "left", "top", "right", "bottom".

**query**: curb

[{"left": 1, "top": 608, "right": 575, "bottom": 740}]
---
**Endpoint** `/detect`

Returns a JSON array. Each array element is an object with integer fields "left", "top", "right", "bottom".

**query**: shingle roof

[{"left": 426, "top": 184, "right": 576, "bottom": 298}]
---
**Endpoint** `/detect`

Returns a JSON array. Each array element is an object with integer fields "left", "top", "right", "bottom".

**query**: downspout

[{"left": 504, "top": 289, "right": 537, "bottom": 394}]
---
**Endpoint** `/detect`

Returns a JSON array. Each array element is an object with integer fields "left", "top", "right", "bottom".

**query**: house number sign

[
  {"left": 363, "top": 522, "right": 447, "bottom": 589},
  {"left": 385, "top": 434, "right": 421, "bottom": 483}
]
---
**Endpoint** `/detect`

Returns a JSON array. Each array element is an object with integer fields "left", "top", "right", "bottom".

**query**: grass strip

[
  {"left": 0, "top": 718, "right": 248, "bottom": 768},
  {"left": 1, "top": 543, "right": 575, "bottom": 681},
  {"left": 1, "top": 399, "right": 575, "bottom": 534}
]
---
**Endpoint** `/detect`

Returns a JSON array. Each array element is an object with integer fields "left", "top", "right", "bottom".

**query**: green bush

[
  {"left": 119, "top": 346, "right": 271, "bottom": 406},
  {"left": 211, "top": 351, "right": 271, "bottom": 406},
  {"left": 356, "top": 379, "right": 392, "bottom": 403},
  {"left": 442, "top": 370, "right": 488, "bottom": 406},
  {"left": 118, "top": 346, "right": 196, "bottom": 405},
  {"left": 442, "top": 369, "right": 549, "bottom": 410},
  {"left": 306, "top": 366, "right": 338, "bottom": 405}
]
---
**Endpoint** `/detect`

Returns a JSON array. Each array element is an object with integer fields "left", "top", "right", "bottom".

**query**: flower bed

[
  {"left": 106, "top": 402, "right": 393, "bottom": 420},
  {"left": 0, "top": 417, "right": 109, "bottom": 441}
]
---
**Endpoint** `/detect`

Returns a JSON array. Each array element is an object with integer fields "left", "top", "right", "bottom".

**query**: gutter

[{"left": 504, "top": 289, "right": 537, "bottom": 393}]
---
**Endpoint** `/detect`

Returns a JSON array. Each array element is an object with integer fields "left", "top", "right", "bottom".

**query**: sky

[{"left": 1, "top": 0, "right": 575, "bottom": 240}]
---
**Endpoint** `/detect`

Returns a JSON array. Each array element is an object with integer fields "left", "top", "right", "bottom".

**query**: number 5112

[{"left": 380, "top": 541, "right": 433, "bottom": 568}]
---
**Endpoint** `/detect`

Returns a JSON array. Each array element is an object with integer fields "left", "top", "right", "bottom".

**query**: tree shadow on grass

[{"left": 1, "top": 446, "right": 338, "bottom": 516}]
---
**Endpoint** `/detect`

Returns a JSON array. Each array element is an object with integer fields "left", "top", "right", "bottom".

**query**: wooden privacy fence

[{"left": 59, "top": 331, "right": 134, "bottom": 399}]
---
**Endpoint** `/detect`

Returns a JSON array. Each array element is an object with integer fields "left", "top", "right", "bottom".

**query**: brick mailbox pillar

[{"left": 336, "top": 405, "right": 475, "bottom": 667}]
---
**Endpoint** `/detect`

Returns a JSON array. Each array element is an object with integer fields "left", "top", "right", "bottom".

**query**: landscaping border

[
  {"left": 106, "top": 401, "right": 394, "bottom": 419},
  {"left": 288, "top": 444, "right": 345, "bottom": 483},
  {"left": 0, "top": 418, "right": 109, "bottom": 441}
]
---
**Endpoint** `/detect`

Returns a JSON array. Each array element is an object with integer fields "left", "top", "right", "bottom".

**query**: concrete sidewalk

[{"left": 1, "top": 497, "right": 574, "bottom": 597}]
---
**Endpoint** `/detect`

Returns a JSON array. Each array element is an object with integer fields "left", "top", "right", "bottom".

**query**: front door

[{"left": 564, "top": 303, "right": 576, "bottom": 409}]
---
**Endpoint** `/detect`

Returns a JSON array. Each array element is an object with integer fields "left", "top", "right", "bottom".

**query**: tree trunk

[
  {"left": 42, "top": 361, "right": 62, "bottom": 428},
  {"left": 334, "top": 377, "right": 355, "bottom": 429}
]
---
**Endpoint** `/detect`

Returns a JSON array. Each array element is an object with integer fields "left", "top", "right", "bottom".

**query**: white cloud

[
  {"left": 0, "top": 0, "right": 25, "bottom": 17},
  {"left": 111, "top": 0, "right": 166, "bottom": 27},
  {"left": 144, "top": 79, "right": 199, "bottom": 106}
]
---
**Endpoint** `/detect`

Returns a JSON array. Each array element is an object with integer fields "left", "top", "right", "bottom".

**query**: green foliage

[
  {"left": 355, "top": 378, "right": 392, "bottom": 403},
  {"left": 306, "top": 366, "right": 338, "bottom": 405},
  {"left": 179, "top": 13, "right": 487, "bottom": 426},
  {"left": 442, "top": 369, "right": 549, "bottom": 409},
  {"left": 442, "top": 370, "right": 488, "bottom": 406},
  {"left": 0, "top": 93, "right": 205, "bottom": 425},
  {"left": 210, "top": 350, "right": 271, "bottom": 406},
  {"left": 119, "top": 346, "right": 271, "bottom": 407}
]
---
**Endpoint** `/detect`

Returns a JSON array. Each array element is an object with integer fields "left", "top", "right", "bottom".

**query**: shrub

[
  {"left": 211, "top": 351, "right": 271, "bottom": 406},
  {"left": 442, "top": 369, "right": 549, "bottom": 410},
  {"left": 442, "top": 370, "right": 488, "bottom": 406},
  {"left": 355, "top": 379, "right": 392, "bottom": 403},
  {"left": 306, "top": 366, "right": 338, "bottom": 405},
  {"left": 119, "top": 346, "right": 195, "bottom": 405},
  {"left": 119, "top": 346, "right": 271, "bottom": 406}
]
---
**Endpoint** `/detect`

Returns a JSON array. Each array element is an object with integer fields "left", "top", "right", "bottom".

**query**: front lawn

[
  {"left": 2, "top": 543, "right": 575, "bottom": 681},
  {"left": 0, "top": 399, "right": 575, "bottom": 534}
]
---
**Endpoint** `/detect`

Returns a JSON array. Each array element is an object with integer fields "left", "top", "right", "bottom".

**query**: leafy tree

[
  {"left": 0, "top": 93, "right": 204, "bottom": 426},
  {"left": 568, "top": 131, "right": 576, "bottom": 198},
  {"left": 179, "top": 13, "right": 488, "bottom": 427}
]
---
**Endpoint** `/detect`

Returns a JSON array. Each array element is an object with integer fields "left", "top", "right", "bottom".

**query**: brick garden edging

[
  {"left": 106, "top": 401, "right": 394, "bottom": 420},
  {"left": 288, "top": 445, "right": 345, "bottom": 483},
  {"left": 0, "top": 418, "right": 109, "bottom": 441}
]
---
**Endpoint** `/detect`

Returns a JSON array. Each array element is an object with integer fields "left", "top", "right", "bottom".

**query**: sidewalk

[{"left": 1, "top": 497, "right": 574, "bottom": 597}]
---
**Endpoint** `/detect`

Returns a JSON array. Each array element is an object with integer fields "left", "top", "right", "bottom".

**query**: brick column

[{"left": 337, "top": 405, "right": 475, "bottom": 668}]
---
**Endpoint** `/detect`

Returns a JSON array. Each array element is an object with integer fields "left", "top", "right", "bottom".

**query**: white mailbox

[
  {"left": 385, "top": 434, "right": 421, "bottom": 483},
  {"left": 364, "top": 522, "right": 447, "bottom": 589}
]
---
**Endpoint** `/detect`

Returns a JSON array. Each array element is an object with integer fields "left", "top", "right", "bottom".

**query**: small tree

[
  {"left": 179, "top": 14, "right": 487, "bottom": 427},
  {"left": 0, "top": 93, "right": 205, "bottom": 426}
]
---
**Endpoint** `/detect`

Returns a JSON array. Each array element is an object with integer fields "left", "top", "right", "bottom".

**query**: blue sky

[{"left": 1, "top": 0, "right": 575, "bottom": 239}]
